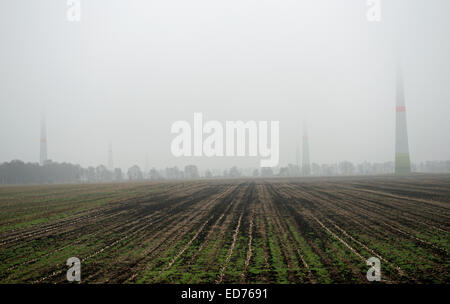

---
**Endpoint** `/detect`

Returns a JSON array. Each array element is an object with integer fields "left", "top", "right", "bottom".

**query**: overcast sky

[{"left": 0, "top": 0, "right": 449, "bottom": 171}]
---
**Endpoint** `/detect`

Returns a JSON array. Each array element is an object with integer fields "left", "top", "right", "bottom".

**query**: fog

[{"left": 1, "top": 0, "right": 449, "bottom": 171}]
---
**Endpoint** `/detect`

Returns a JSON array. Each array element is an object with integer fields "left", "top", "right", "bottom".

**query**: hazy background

[{"left": 0, "top": 0, "right": 449, "bottom": 171}]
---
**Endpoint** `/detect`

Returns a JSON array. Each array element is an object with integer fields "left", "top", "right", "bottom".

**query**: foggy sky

[{"left": 1, "top": 0, "right": 449, "bottom": 171}]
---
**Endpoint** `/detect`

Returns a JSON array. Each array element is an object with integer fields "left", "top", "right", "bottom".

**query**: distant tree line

[
  {"left": 0, "top": 160, "right": 83, "bottom": 184},
  {"left": 0, "top": 160, "right": 201, "bottom": 185},
  {"left": 1, "top": 159, "right": 449, "bottom": 185}
]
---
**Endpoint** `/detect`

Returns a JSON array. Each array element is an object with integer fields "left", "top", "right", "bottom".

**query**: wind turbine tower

[
  {"left": 40, "top": 112, "right": 48, "bottom": 165},
  {"left": 394, "top": 63, "right": 412, "bottom": 174},
  {"left": 108, "top": 142, "right": 114, "bottom": 171},
  {"left": 302, "top": 122, "right": 311, "bottom": 176}
]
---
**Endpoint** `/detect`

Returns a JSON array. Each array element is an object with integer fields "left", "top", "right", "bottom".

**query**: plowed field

[{"left": 1, "top": 175, "right": 449, "bottom": 283}]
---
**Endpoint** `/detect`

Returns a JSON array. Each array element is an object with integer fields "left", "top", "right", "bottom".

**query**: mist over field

[
  {"left": 0, "top": 1, "right": 449, "bottom": 289},
  {"left": 1, "top": 0, "right": 449, "bottom": 171}
]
